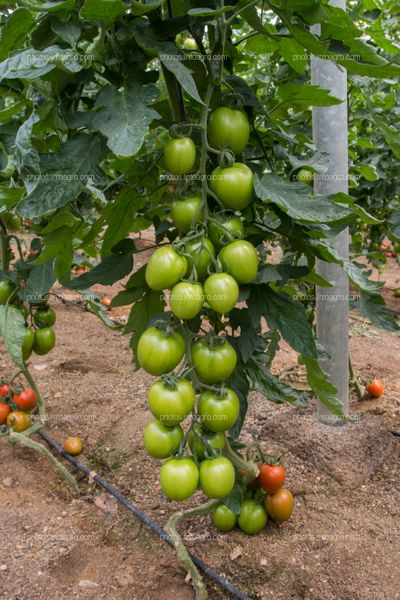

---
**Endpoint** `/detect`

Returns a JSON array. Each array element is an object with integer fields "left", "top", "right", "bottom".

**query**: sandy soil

[{"left": 0, "top": 256, "right": 399, "bottom": 600}]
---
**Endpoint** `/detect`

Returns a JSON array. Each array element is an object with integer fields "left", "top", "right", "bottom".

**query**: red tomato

[
  {"left": 259, "top": 464, "right": 286, "bottom": 495},
  {"left": 0, "top": 384, "right": 10, "bottom": 398},
  {"left": 366, "top": 379, "right": 384, "bottom": 397},
  {"left": 0, "top": 403, "right": 11, "bottom": 426},
  {"left": 13, "top": 388, "right": 37, "bottom": 411}
]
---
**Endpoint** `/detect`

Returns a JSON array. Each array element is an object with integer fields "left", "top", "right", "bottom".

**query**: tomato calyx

[
  {"left": 169, "top": 122, "right": 193, "bottom": 139},
  {"left": 218, "top": 148, "right": 236, "bottom": 168}
]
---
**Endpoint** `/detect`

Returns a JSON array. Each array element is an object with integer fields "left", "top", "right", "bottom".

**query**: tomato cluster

[{"left": 0, "top": 382, "right": 37, "bottom": 433}]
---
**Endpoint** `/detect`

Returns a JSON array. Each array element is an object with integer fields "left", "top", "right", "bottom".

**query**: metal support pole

[{"left": 311, "top": 0, "right": 349, "bottom": 422}]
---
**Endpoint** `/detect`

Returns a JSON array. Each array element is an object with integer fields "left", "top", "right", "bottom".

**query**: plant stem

[
  {"left": 0, "top": 220, "right": 10, "bottom": 271},
  {"left": 349, "top": 355, "right": 364, "bottom": 400},
  {"left": 223, "top": 438, "right": 259, "bottom": 479},
  {"left": 22, "top": 365, "right": 46, "bottom": 421},
  {"left": 9, "top": 432, "right": 79, "bottom": 493},
  {"left": 165, "top": 499, "right": 220, "bottom": 600}
]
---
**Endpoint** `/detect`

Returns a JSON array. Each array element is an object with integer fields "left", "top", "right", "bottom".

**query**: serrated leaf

[
  {"left": 248, "top": 363, "right": 308, "bottom": 405},
  {"left": 14, "top": 112, "right": 40, "bottom": 193},
  {"left": 255, "top": 173, "right": 353, "bottom": 224},
  {"left": 0, "top": 8, "right": 35, "bottom": 62},
  {"left": 342, "top": 260, "right": 383, "bottom": 292},
  {"left": 0, "top": 305, "right": 26, "bottom": 368},
  {"left": 160, "top": 50, "right": 204, "bottom": 105},
  {"left": 358, "top": 291, "right": 399, "bottom": 332},
  {"left": 80, "top": 0, "right": 125, "bottom": 23},
  {"left": 67, "top": 242, "right": 135, "bottom": 290},
  {"left": 0, "top": 46, "right": 85, "bottom": 81},
  {"left": 21, "top": 261, "right": 56, "bottom": 303},
  {"left": 91, "top": 82, "right": 160, "bottom": 157}
]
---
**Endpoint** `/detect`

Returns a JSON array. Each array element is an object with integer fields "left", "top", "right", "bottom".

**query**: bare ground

[{"left": 0, "top": 258, "right": 399, "bottom": 600}]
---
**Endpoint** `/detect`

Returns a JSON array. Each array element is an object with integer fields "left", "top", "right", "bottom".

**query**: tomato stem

[{"left": 223, "top": 438, "right": 259, "bottom": 479}]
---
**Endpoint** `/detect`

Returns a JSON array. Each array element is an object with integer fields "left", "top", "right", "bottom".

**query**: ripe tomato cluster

[
  {"left": 0, "top": 281, "right": 57, "bottom": 360},
  {"left": 0, "top": 382, "right": 37, "bottom": 433}
]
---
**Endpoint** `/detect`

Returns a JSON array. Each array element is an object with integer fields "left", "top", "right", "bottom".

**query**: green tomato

[
  {"left": 208, "top": 214, "right": 245, "bottom": 250},
  {"left": 22, "top": 328, "right": 35, "bottom": 361},
  {"left": 188, "top": 423, "right": 225, "bottom": 460},
  {"left": 191, "top": 338, "right": 237, "bottom": 384},
  {"left": 210, "top": 163, "right": 253, "bottom": 210},
  {"left": 33, "top": 306, "right": 56, "bottom": 328},
  {"left": 199, "top": 456, "right": 235, "bottom": 499},
  {"left": 365, "top": 125, "right": 373, "bottom": 136},
  {"left": 211, "top": 504, "right": 237, "bottom": 532},
  {"left": 198, "top": 387, "right": 240, "bottom": 433},
  {"left": 164, "top": 137, "right": 196, "bottom": 175},
  {"left": 171, "top": 195, "right": 204, "bottom": 233},
  {"left": 203, "top": 272, "right": 239, "bottom": 314},
  {"left": 3, "top": 212, "right": 21, "bottom": 232},
  {"left": 148, "top": 378, "right": 195, "bottom": 426},
  {"left": 33, "top": 327, "right": 56, "bottom": 355},
  {"left": 160, "top": 457, "right": 199, "bottom": 501},
  {"left": 208, "top": 107, "right": 250, "bottom": 154},
  {"left": 144, "top": 419, "right": 184, "bottom": 459},
  {"left": 184, "top": 237, "right": 216, "bottom": 281},
  {"left": 137, "top": 327, "right": 185, "bottom": 376},
  {"left": 0, "top": 280, "right": 14, "bottom": 304},
  {"left": 219, "top": 240, "right": 258, "bottom": 284},
  {"left": 238, "top": 499, "right": 268, "bottom": 535},
  {"left": 296, "top": 168, "right": 313, "bottom": 185},
  {"left": 145, "top": 247, "right": 188, "bottom": 291},
  {"left": 170, "top": 282, "right": 204, "bottom": 320}
]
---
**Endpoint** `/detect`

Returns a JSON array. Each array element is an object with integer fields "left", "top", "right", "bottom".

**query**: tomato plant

[
  {"left": 160, "top": 458, "right": 199, "bottom": 501},
  {"left": 64, "top": 437, "right": 84, "bottom": 456},
  {"left": 13, "top": 388, "right": 37, "bottom": 411},
  {"left": 188, "top": 424, "right": 225, "bottom": 460},
  {"left": 208, "top": 214, "right": 245, "bottom": 250},
  {"left": 199, "top": 456, "right": 235, "bottom": 499},
  {"left": 238, "top": 500, "right": 268, "bottom": 535},
  {"left": 144, "top": 420, "right": 184, "bottom": 459},
  {"left": 137, "top": 328, "right": 185, "bottom": 376},
  {"left": 184, "top": 238, "right": 216, "bottom": 281},
  {"left": 211, "top": 504, "right": 237, "bottom": 532},
  {"left": 264, "top": 489, "right": 294, "bottom": 523}
]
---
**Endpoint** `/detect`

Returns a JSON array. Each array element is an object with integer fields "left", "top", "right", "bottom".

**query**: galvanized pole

[{"left": 311, "top": 0, "right": 349, "bottom": 422}]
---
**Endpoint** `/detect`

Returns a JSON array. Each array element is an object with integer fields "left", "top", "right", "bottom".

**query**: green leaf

[
  {"left": 262, "top": 287, "right": 318, "bottom": 358},
  {"left": 130, "top": 0, "right": 164, "bottom": 15},
  {"left": 248, "top": 363, "right": 308, "bottom": 405},
  {"left": 102, "top": 189, "right": 145, "bottom": 257},
  {"left": 21, "top": 261, "right": 56, "bottom": 303},
  {"left": 67, "top": 242, "right": 135, "bottom": 289},
  {"left": 17, "top": 134, "right": 103, "bottom": 217},
  {"left": 256, "top": 264, "right": 309, "bottom": 285},
  {"left": 126, "top": 290, "right": 165, "bottom": 367},
  {"left": 355, "top": 164, "right": 378, "bottom": 181},
  {"left": 0, "top": 46, "right": 86, "bottom": 81},
  {"left": 54, "top": 240, "right": 74, "bottom": 284},
  {"left": 226, "top": 363, "right": 250, "bottom": 438},
  {"left": 0, "top": 305, "right": 25, "bottom": 368},
  {"left": 342, "top": 260, "right": 383, "bottom": 292},
  {"left": 14, "top": 112, "right": 40, "bottom": 192},
  {"left": 91, "top": 82, "right": 160, "bottom": 157},
  {"left": 0, "top": 100, "right": 27, "bottom": 122},
  {"left": 358, "top": 291, "right": 399, "bottom": 332},
  {"left": 255, "top": 173, "right": 353, "bottom": 224},
  {"left": 23, "top": 0, "right": 75, "bottom": 12},
  {"left": 51, "top": 19, "right": 82, "bottom": 47},
  {"left": 222, "top": 478, "right": 245, "bottom": 516},
  {"left": 229, "top": 309, "right": 259, "bottom": 363},
  {"left": 187, "top": 6, "right": 234, "bottom": 16},
  {"left": 277, "top": 39, "right": 307, "bottom": 74},
  {"left": 301, "top": 356, "right": 345, "bottom": 418},
  {"left": 80, "top": 0, "right": 125, "bottom": 23},
  {"left": 0, "top": 8, "right": 35, "bottom": 62},
  {"left": 160, "top": 48, "right": 204, "bottom": 105},
  {"left": 275, "top": 83, "right": 343, "bottom": 112}
]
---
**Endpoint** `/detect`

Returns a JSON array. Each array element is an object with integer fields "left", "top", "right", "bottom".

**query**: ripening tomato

[
  {"left": 33, "top": 306, "right": 56, "bottom": 328},
  {"left": 238, "top": 499, "right": 268, "bottom": 535},
  {"left": 366, "top": 379, "right": 385, "bottom": 397},
  {"left": 7, "top": 411, "right": 31, "bottom": 432},
  {"left": 0, "top": 384, "right": 10, "bottom": 398},
  {"left": 188, "top": 423, "right": 225, "bottom": 460},
  {"left": 259, "top": 464, "right": 286, "bottom": 495},
  {"left": 171, "top": 196, "right": 204, "bottom": 233},
  {"left": 203, "top": 272, "right": 239, "bottom": 314},
  {"left": 200, "top": 456, "right": 235, "bottom": 499},
  {"left": 0, "top": 403, "right": 11, "bottom": 426},
  {"left": 210, "top": 163, "right": 253, "bottom": 210},
  {"left": 13, "top": 387, "right": 37, "bottom": 411},
  {"left": 198, "top": 387, "right": 240, "bottom": 433},
  {"left": 208, "top": 214, "right": 245, "bottom": 250},
  {"left": 191, "top": 338, "right": 237, "bottom": 384},
  {"left": 164, "top": 137, "right": 196, "bottom": 175},
  {"left": 145, "top": 247, "right": 188, "bottom": 291},
  {"left": 208, "top": 107, "right": 250, "bottom": 154},
  {"left": 264, "top": 488, "right": 294, "bottom": 523},
  {"left": 170, "top": 282, "right": 204, "bottom": 320},
  {"left": 33, "top": 327, "right": 56, "bottom": 355},
  {"left": 22, "top": 328, "right": 35, "bottom": 361},
  {"left": 0, "top": 280, "right": 14, "bottom": 304},
  {"left": 137, "top": 327, "right": 185, "bottom": 376},
  {"left": 184, "top": 237, "right": 216, "bottom": 280},
  {"left": 64, "top": 436, "right": 84, "bottom": 456},
  {"left": 148, "top": 378, "right": 195, "bottom": 426},
  {"left": 297, "top": 168, "right": 313, "bottom": 185},
  {"left": 101, "top": 297, "right": 112, "bottom": 308},
  {"left": 219, "top": 240, "right": 258, "bottom": 284},
  {"left": 160, "top": 457, "right": 199, "bottom": 501},
  {"left": 144, "top": 419, "right": 184, "bottom": 459},
  {"left": 211, "top": 504, "right": 237, "bottom": 532}
]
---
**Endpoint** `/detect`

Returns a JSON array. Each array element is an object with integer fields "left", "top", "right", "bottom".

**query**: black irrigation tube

[{"left": 37, "top": 430, "right": 251, "bottom": 600}]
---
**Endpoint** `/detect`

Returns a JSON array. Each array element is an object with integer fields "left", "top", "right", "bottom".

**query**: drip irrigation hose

[{"left": 37, "top": 430, "right": 251, "bottom": 600}]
